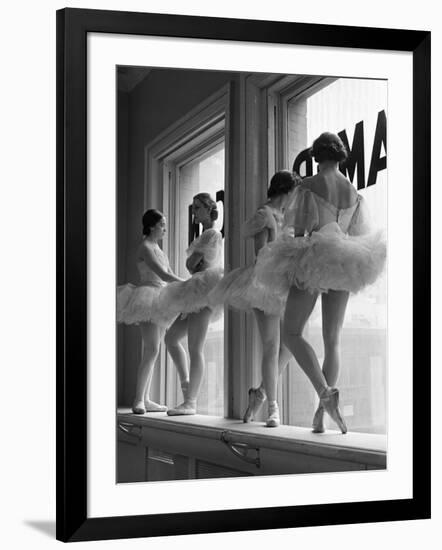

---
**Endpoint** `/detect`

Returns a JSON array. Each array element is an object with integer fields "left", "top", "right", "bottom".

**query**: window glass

[
  {"left": 173, "top": 142, "right": 225, "bottom": 416},
  {"left": 284, "top": 78, "right": 387, "bottom": 434}
]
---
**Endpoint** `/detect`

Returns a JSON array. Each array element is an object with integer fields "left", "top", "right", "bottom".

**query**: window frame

[
  {"left": 267, "top": 75, "right": 337, "bottom": 172},
  {"left": 164, "top": 138, "right": 226, "bottom": 411},
  {"left": 144, "top": 85, "right": 230, "bottom": 410},
  {"left": 268, "top": 76, "right": 388, "bottom": 433},
  {"left": 235, "top": 74, "right": 336, "bottom": 424}
]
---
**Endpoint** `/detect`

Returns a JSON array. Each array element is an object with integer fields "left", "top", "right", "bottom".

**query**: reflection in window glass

[
  {"left": 285, "top": 78, "right": 387, "bottom": 434},
  {"left": 174, "top": 142, "right": 225, "bottom": 416}
]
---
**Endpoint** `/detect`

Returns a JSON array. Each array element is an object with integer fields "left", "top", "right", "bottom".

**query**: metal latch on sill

[
  {"left": 118, "top": 422, "right": 142, "bottom": 441},
  {"left": 221, "top": 431, "right": 260, "bottom": 468}
]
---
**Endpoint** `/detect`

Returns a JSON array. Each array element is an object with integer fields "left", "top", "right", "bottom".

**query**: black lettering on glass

[
  {"left": 293, "top": 148, "right": 313, "bottom": 178},
  {"left": 292, "top": 111, "right": 387, "bottom": 191},
  {"left": 339, "top": 121, "right": 365, "bottom": 190},
  {"left": 367, "top": 110, "right": 387, "bottom": 187}
]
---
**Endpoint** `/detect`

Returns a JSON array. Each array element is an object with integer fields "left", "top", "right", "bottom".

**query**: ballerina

[
  {"left": 210, "top": 170, "right": 299, "bottom": 427},
  {"left": 117, "top": 209, "right": 185, "bottom": 415},
  {"left": 255, "top": 132, "right": 386, "bottom": 433},
  {"left": 161, "top": 193, "right": 224, "bottom": 415}
]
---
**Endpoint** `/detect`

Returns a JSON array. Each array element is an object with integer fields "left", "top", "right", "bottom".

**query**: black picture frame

[{"left": 56, "top": 7, "right": 431, "bottom": 543}]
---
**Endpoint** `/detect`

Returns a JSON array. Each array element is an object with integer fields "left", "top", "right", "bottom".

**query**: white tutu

[
  {"left": 209, "top": 265, "right": 287, "bottom": 316},
  {"left": 117, "top": 283, "right": 174, "bottom": 328},
  {"left": 159, "top": 267, "right": 224, "bottom": 322},
  {"left": 255, "top": 222, "right": 386, "bottom": 294}
]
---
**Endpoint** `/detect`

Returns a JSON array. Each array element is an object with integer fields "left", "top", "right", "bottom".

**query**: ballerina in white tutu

[
  {"left": 161, "top": 193, "right": 224, "bottom": 416},
  {"left": 210, "top": 171, "right": 299, "bottom": 427},
  {"left": 255, "top": 132, "right": 386, "bottom": 433},
  {"left": 117, "top": 209, "right": 184, "bottom": 415}
]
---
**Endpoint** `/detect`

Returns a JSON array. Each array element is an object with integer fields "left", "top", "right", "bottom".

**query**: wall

[{"left": 117, "top": 89, "right": 129, "bottom": 404}]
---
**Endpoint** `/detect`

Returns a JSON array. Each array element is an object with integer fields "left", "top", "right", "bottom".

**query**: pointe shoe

[
  {"left": 144, "top": 400, "right": 168, "bottom": 413},
  {"left": 266, "top": 401, "right": 280, "bottom": 428},
  {"left": 167, "top": 401, "right": 197, "bottom": 416},
  {"left": 320, "top": 388, "right": 347, "bottom": 434},
  {"left": 243, "top": 387, "right": 266, "bottom": 423},
  {"left": 132, "top": 400, "right": 146, "bottom": 415},
  {"left": 312, "top": 404, "right": 325, "bottom": 433}
]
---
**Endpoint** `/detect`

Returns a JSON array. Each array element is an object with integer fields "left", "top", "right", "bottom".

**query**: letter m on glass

[{"left": 339, "top": 110, "right": 387, "bottom": 190}]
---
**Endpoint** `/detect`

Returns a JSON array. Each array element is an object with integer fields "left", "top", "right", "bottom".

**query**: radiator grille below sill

[{"left": 196, "top": 460, "right": 251, "bottom": 479}]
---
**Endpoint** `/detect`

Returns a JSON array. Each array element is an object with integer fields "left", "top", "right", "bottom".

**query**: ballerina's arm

[
  {"left": 186, "top": 250, "right": 204, "bottom": 274},
  {"left": 242, "top": 207, "right": 274, "bottom": 256},
  {"left": 140, "top": 244, "right": 184, "bottom": 282},
  {"left": 347, "top": 195, "right": 373, "bottom": 236},
  {"left": 253, "top": 229, "right": 269, "bottom": 256},
  {"left": 185, "top": 229, "right": 222, "bottom": 273}
]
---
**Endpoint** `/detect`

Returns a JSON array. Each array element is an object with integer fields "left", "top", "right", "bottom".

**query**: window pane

[
  {"left": 173, "top": 142, "right": 225, "bottom": 416},
  {"left": 285, "top": 78, "right": 387, "bottom": 434}
]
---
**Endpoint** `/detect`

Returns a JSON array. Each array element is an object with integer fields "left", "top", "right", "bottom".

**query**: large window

[
  {"left": 143, "top": 85, "right": 229, "bottom": 418},
  {"left": 165, "top": 141, "right": 225, "bottom": 416},
  {"left": 276, "top": 77, "right": 387, "bottom": 434},
  {"left": 142, "top": 75, "right": 387, "bottom": 434},
  {"left": 175, "top": 144, "right": 224, "bottom": 415}
]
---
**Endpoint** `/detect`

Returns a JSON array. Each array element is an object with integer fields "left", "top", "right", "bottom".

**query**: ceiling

[{"left": 118, "top": 67, "right": 152, "bottom": 92}]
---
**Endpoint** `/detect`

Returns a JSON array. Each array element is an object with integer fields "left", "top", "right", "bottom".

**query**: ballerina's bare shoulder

[{"left": 302, "top": 172, "right": 358, "bottom": 210}]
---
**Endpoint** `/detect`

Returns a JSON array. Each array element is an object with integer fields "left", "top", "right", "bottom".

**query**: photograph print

[{"left": 116, "top": 66, "right": 387, "bottom": 483}]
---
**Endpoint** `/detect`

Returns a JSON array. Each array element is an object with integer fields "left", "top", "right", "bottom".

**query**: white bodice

[
  {"left": 283, "top": 185, "right": 372, "bottom": 236},
  {"left": 136, "top": 243, "right": 170, "bottom": 287}
]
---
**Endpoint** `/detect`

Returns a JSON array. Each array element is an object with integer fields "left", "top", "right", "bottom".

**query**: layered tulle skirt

[
  {"left": 255, "top": 222, "right": 387, "bottom": 294},
  {"left": 159, "top": 267, "right": 224, "bottom": 322},
  {"left": 209, "top": 265, "right": 287, "bottom": 317},
  {"left": 117, "top": 283, "right": 175, "bottom": 328}
]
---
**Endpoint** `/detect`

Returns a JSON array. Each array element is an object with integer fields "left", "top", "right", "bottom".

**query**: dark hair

[
  {"left": 193, "top": 192, "right": 219, "bottom": 221},
  {"left": 142, "top": 209, "right": 164, "bottom": 236},
  {"left": 267, "top": 170, "right": 299, "bottom": 198},
  {"left": 310, "top": 132, "right": 348, "bottom": 163}
]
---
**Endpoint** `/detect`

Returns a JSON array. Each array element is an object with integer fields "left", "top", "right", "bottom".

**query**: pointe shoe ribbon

[
  {"left": 312, "top": 404, "right": 325, "bottom": 433},
  {"left": 181, "top": 381, "right": 190, "bottom": 401},
  {"left": 266, "top": 401, "right": 280, "bottom": 428},
  {"left": 243, "top": 387, "right": 266, "bottom": 423}
]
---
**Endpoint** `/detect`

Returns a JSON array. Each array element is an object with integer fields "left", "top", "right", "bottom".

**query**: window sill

[{"left": 117, "top": 408, "right": 386, "bottom": 474}]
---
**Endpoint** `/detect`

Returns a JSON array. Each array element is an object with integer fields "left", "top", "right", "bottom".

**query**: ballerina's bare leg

[
  {"left": 164, "top": 315, "right": 190, "bottom": 398},
  {"left": 283, "top": 286, "right": 347, "bottom": 433},
  {"left": 250, "top": 311, "right": 282, "bottom": 426},
  {"left": 244, "top": 316, "right": 292, "bottom": 424},
  {"left": 282, "top": 286, "right": 327, "bottom": 394},
  {"left": 253, "top": 310, "right": 279, "bottom": 400},
  {"left": 277, "top": 333, "right": 293, "bottom": 376},
  {"left": 166, "top": 307, "right": 212, "bottom": 415},
  {"left": 132, "top": 321, "right": 165, "bottom": 414},
  {"left": 142, "top": 329, "right": 168, "bottom": 412},
  {"left": 186, "top": 307, "right": 212, "bottom": 402},
  {"left": 322, "top": 290, "right": 349, "bottom": 385},
  {"left": 312, "top": 290, "right": 349, "bottom": 432}
]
